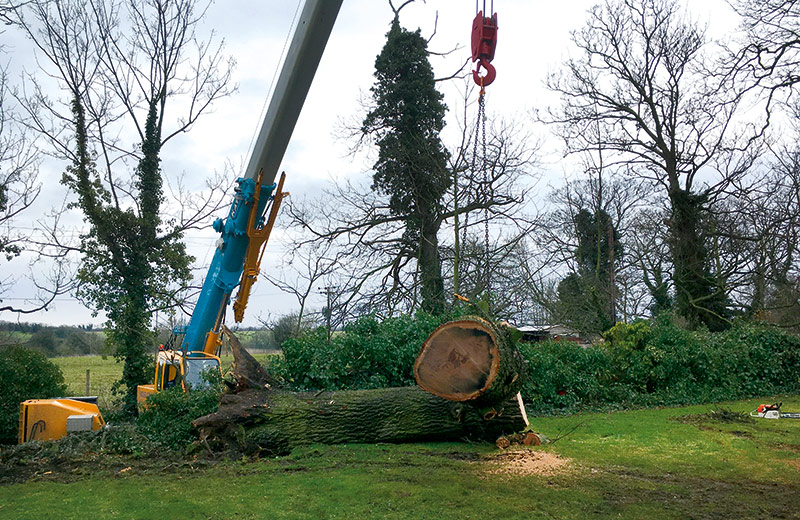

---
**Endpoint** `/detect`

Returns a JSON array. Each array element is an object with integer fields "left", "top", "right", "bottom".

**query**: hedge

[
  {"left": 270, "top": 313, "right": 800, "bottom": 414},
  {"left": 270, "top": 312, "right": 446, "bottom": 391},
  {"left": 520, "top": 317, "right": 800, "bottom": 413}
]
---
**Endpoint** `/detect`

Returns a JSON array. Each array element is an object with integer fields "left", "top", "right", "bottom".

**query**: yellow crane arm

[{"left": 232, "top": 171, "right": 288, "bottom": 323}]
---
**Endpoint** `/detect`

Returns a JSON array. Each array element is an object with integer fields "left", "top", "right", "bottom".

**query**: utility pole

[{"left": 319, "top": 285, "right": 337, "bottom": 345}]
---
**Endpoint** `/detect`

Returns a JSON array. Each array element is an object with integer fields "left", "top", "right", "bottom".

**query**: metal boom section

[{"left": 180, "top": 0, "right": 343, "bottom": 356}]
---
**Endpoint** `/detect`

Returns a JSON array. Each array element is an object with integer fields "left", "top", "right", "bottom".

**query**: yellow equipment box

[{"left": 18, "top": 398, "right": 105, "bottom": 443}]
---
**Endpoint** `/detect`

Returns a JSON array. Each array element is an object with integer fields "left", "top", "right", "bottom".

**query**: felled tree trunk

[
  {"left": 194, "top": 386, "right": 525, "bottom": 456},
  {"left": 414, "top": 316, "right": 527, "bottom": 407},
  {"left": 192, "top": 327, "right": 525, "bottom": 456}
]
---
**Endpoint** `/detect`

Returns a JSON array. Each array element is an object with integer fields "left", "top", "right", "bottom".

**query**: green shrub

[
  {"left": 519, "top": 318, "right": 800, "bottom": 412},
  {"left": 0, "top": 346, "right": 67, "bottom": 444},
  {"left": 519, "top": 339, "right": 620, "bottom": 413},
  {"left": 604, "top": 320, "right": 651, "bottom": 351},
  {"left": 708, "top": 321, "right": 800, "bottom": 398},
  {"left": 271, "top": 312, "right": 447, "bottom": 391},
  {"left": 136, "top": 373, "right": 222, "bottom": 451}
]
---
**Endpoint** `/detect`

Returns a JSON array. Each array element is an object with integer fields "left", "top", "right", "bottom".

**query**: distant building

[{"left": 515, "top": 324, "right": 590, "bottom": 345}]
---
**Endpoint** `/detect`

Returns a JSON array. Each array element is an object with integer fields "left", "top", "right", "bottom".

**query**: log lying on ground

[
  {"left": 192, "top": 327, "right": 526, "bottom": 456},
  {"left": 193, "top": 386, "right": 526, "bottom": 456},
  {"left": 414, "top": 316, "right": 527, "bottom": 407}
]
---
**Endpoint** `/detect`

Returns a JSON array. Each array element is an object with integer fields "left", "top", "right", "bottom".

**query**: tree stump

[{"left": 414, "top": 316, "right": 528, "bottom": 407}]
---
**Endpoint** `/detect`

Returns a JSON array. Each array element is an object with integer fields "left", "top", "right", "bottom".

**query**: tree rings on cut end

[{"left": 414, "top": 317, "right": 500, "bottom": 402}]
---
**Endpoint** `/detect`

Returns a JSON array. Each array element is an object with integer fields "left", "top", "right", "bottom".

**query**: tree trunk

[
  {"left": 414, "top": 316, "right": 527, "bottom": 407},
  {"left": 192, "top": 327, "right": 526, "bottom": 456},
  {"left": 193, "top": 387, "right": 525, "bottom": 456},
  {"left": 668, "top": 188, "right": 729, "bottom": 331},
  {"left": 419, "top": 208, "right": 445, "bottom": 315}
]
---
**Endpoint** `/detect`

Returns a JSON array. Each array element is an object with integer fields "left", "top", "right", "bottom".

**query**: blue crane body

[
  {"left": 136, "top": 0, "right": 344, "bottom": 404},
  {"left": 178, "top": 176, "right": 275, "bottom": 355},
  {"left": 181, "top": 0, "right": 343, "bottom": 358}
]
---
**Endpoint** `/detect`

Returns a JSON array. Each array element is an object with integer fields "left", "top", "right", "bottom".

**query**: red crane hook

[{"left": 471, "top": 10, "right": 498, "bottom": 87}]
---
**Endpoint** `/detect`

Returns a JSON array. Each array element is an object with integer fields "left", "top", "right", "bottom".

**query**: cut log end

[
  {"left": 414, "top": 316, "right": 528, "bottom": 408},
  {"left": 414, "top": 318, "right": 499, "bottom": 401}
]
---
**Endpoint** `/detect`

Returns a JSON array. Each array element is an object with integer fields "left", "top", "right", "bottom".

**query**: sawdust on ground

[{"left": 482, "top": 448, "right": 572, "bottom": 477}]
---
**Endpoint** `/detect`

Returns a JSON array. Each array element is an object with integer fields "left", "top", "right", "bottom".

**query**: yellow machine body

[
  {"left": 18, "top": 399, "right": 105, "bottom": 443},
  {"left": 136, "top": 350, "right": 222, "bottom": 409}
]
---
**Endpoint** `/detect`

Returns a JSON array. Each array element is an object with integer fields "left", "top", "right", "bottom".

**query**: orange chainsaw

[{"left": 750, "top": 403, "right": 800, "bottom": 419}]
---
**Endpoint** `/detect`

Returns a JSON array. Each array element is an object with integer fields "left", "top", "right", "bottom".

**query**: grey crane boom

[{"left": 244, "top": 0, "right": 344, "bottom": 183}]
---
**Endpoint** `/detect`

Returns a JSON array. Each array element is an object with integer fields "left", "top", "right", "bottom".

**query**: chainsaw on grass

[{"left": 749, "top": 403, "right": 800, "bottom": 419}]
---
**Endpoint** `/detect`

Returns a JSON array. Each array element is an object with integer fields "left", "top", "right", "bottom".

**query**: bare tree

[
  {"left": 545, "top": 0, "right": 760, "bottom": 331},
  {"left": 729, "top": 0, "right": 800, "bottom": 115},
  {"left": 627, "top": 205, "right": 674, "bottom": 316},
  {"left": 0, "top": 49, "right": 76, "bottom": 315},
  {"left": 8, "top": 0, "right": 233, "bottom": 413},
  {"left": 724, "top": 145, "right": 800, "bottom": 327},
  {"left": 261, "top": 234, "right": 345, "bottom": 333},
  {"left": 0, "top": 68, "right": 37, "bottom": 262},
  {"left": 446, "top": 113, "right": 539, "bottom": 312},
  {"left": 282, "top": 112, "right": 536, "bottom": 321}
]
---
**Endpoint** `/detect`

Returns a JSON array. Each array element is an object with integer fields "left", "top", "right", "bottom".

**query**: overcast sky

[{"left": 1, "top": 0, "right": 740, "bottom": 328}]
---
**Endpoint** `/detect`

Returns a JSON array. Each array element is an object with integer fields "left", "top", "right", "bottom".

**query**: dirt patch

[
  {"left": 673, "top": 408, "right": 755, "bottom": 426},
  {"left": 482, "top": 448, "right": 572, "bottom": 477}
]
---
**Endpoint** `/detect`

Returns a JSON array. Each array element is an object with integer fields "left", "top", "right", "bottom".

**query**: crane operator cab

[{"left": 136, "top": 344, "right": 222, "bottom": 408}]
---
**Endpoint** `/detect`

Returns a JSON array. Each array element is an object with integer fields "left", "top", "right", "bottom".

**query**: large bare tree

[{"left": 546, "top": 0, "right": 760, "bottom": 331}]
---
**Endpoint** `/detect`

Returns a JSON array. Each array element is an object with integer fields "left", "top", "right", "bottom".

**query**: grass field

[
  {"left": 54, "top": 356, "right": 123, "bottom": 409},
  {"left": 2, "top": 394, "right": 798, "bottom": 519}
]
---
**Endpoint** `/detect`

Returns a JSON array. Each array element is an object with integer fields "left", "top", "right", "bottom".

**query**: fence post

[{"left": 85, "top": 369, "right": 90, "bottom": 395}]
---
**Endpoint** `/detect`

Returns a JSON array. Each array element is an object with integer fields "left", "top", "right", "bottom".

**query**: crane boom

[
  {"left": 179, "top": 0, "right": 343, "bottom": 356},
  {"left": 244, "top": 0, "right": 343, "bottom": 184}
]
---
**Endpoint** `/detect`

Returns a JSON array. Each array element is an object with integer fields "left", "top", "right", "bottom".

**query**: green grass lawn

[{"left": 2, "top": 394, "right": 798, "bottom": 519}]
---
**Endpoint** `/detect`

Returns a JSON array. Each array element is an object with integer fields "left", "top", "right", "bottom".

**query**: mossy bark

[
  {"left": 191, "top": 327, "right": 525, "bottom": 456},
  {"left": 193, "top": 387, "right": 525, "bottom": 456}
]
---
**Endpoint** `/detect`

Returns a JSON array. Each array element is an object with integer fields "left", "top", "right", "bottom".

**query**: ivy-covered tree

[
  {"left": 361, "top": 17, "right": 450, "bottom": 315},
  {"left": 12, "top": 0, "right": 233, "bottom": 414},
  {"left": 67, "top": 98, "right": 192, "bottom": 414},
  {"left": 556, "top": 208, "right": 621, "bottom": 334},
  {"left": 546, "top": 0, "right": 752, "bottom": 331}
]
